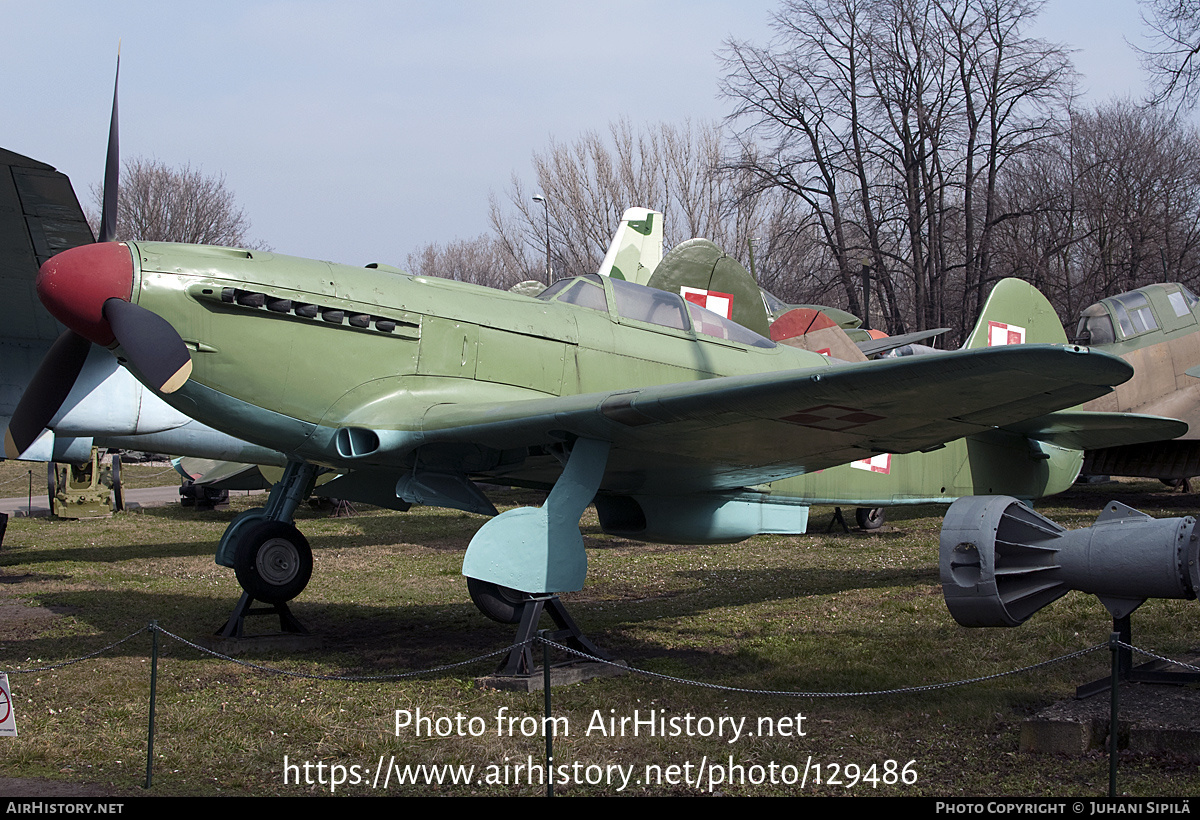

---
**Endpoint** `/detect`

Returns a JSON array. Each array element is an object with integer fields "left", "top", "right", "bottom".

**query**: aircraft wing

[
  {"left": 0, "top": 147, "right": 95, "bottom": 272},
  {"left": 409, "top": 345, "right": 1130, "bottom": 493}
]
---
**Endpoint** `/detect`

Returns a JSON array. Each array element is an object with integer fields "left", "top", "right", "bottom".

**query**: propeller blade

[
  {"left": 5, "top": 48, "right": 123, "bottom": 459},
  {"left": 3, "top": 330, "right": 92, "bottom": 458},
  {"left": 103, "top": 298, "right": 192, "bottom": 393},
  {"left": 98, "top": 50, "right": 120, "bottom": 244}
]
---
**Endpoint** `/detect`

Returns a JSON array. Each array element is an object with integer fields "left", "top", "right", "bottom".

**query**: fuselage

[
  {"left": 121, "top": 242, "right": 826, "bottom": 477},
  {"left": 1077, "top": 283, "right": 1200, "bottom": 438}
]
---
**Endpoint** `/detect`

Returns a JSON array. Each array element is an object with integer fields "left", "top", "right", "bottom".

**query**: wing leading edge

[{"left": 407, "top": 344, "right": 1131, "bottom": 493}]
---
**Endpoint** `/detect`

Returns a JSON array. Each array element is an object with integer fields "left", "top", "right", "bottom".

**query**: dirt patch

[{"left": 0, "top": 777, "right": 143, "bottom": 797}]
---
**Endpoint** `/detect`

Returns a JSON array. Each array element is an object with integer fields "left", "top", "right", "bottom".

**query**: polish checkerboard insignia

[
  {"left": 680, "top": 286, "right": 734, "bottom": 319},
  {"left": 780, "top": 404, "right": 885, "bottom": 430},
  {"left": 987, "top": 321, "right": 1026, "bottom": 346}
]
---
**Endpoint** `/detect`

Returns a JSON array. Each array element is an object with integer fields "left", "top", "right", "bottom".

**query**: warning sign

[{"left": 0, "top": 672, "right": 16, "bottom": 737}]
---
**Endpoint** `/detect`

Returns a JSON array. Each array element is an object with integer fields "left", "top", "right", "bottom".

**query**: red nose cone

[{"left": 37, "top": 242, "right": 134, "bottom": 346}]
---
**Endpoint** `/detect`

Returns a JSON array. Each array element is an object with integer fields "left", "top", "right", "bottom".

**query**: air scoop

[{"left": 36, "top": 242, "right": 192, "bottom": 394}]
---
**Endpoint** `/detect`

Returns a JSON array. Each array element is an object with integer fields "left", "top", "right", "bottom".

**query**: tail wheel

[
  {"left": 855, "top": 506, "right": 885, "bottom": 530},
  {"left": 467, "top": 577, "right": 533, "bottom": 624},
  {"left": 233, "top": 521, "right": 313, "bottom": 604}
]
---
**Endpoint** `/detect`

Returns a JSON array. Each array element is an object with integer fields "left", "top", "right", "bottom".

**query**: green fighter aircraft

[{"left": 25, "top": 238, "right": 1144, "bottom": 631}]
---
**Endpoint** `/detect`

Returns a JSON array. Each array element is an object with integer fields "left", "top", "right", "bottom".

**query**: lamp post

[{"left": 532, "top": 194, "right": 550, "bottom": 285}]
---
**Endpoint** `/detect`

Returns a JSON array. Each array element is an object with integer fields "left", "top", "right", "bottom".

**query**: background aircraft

[
  {"left": 1070, "top": 283, "right": 1200, "bottom": 482},
  {"left": 949, "top": 279, "right": 1200, "bottom": 485},
  {"left": 28, "top": 235, "right": 1139, "bottom": 627},
  {"left": 598, "top": 220, "right": 1185, "bottom": 528}
]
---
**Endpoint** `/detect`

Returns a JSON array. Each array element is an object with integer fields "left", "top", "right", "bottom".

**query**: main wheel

[
  {"left": 855, "top": 506, "right": 885, "bottom": 530},
  {"left": 467, "top": 577, "right": 532, "bottom": 624},
  {"left": 233, "top": 521, "right": 313, "bottom": 604}
]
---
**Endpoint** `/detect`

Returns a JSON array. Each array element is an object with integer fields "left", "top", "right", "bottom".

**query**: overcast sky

[{"left": 2, "top": 0, "right": 1163, "bottom": 268}]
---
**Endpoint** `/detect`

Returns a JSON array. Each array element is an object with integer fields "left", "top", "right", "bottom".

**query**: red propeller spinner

[{"left": 36, "top": 242, "right": 134, "bottom": 347}]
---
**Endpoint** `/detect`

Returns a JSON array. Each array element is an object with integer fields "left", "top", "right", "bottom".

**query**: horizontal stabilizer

[
  {"left": 858, "top": 327, "right": 950, "bottom": 358},
  {"left": 173, "top": 457, "right": 273, "bottom": 491},
  {"left": 1002, "top": 411, "right": 1188, "bottom": 452}
]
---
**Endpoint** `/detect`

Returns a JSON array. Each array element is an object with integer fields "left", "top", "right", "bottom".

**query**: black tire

[
  {"left": 467, "top": 577, "right": 532, "bottom": 624},
  {"left": 111, "top": 453, "right": 124, "bottom": 512},
  {"left": 233, "top": 521, "right": 313, "bottom": 604},
  {"left": 47, "top": 463, "right": 58, "bottom": 516},
  {"left": 855, "top": 506, "right": 885, "bottom": 530}
]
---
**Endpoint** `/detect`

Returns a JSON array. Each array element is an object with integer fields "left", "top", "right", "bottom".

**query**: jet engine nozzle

[
  {"left": 36, "top": 242, "right": 135, "bottom": 346},
  {"left": 940, "top": 495, "right": 1199, "bottom": 627}
]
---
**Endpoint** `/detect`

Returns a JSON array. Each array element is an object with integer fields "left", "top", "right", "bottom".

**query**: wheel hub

[{"left": 256, "top": 538, "right": 300, "bottom": 585}]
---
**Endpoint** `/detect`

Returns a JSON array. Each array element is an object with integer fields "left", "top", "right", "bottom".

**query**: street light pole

[{"left": 532, "top": 194, "right": 550, "bottom": 285}]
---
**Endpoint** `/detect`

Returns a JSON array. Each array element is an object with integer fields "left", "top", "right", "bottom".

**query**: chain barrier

[
  {"left": 4, "top": 627, "right": 151, "bottom": 673},
  {"left": 0, "top": 471, "right": 39, "bottom": 490},
  {"left": 5, "top": 624, "right": 1194, "bottom": 697},
  {"left": 156, "top": 625, "right": 527, "bottom": 681},
  {"left": 540, "top": 637, "right": 1110, "bottom": 697},
  {"left": 1117, "top": 640, "right": 1200, "bottom": 672}
]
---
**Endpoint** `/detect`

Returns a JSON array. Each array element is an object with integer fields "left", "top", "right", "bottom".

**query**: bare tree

[
  {"left": 990, "top": 100, "right": 1200, "bottom": 323},
  {"left": 1137, "top": 0, "right": 1200, "bottom": 111},
  {"left": 721, "top": 0, "right": 1072, "bottom": 339},
  {"left": 90, "top": 156, "right": 266, "bottom": 248},
  {"left": 721, "top": 0, "right": 878, "bottom": 322},
  {"left": 489, "top": 119, "right": 804, "bottom": 285},
  {"left": 404, "top": 234, "right": 534, "bottom": 289}
]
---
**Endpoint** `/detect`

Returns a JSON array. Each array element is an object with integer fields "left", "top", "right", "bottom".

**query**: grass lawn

[{"left": 1, "top": 479, "right": 1198, "bottom": 796}]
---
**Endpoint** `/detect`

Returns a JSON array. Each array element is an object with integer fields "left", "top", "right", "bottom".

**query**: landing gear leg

[
  {"left": 463, "top": 439, "right": 616, "bottom": 680},
  {"left": 215, "top": 460, "right": 319, "bottom": 636},
  {"left": 111, "top": 453, "right": 123, "bottom": 512}
]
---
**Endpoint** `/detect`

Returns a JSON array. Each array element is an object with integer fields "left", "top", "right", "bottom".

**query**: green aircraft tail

[
  {"left": 596, "top": 207, "right": 663, "bottom": 285},
  {"left": 962, "top": 278, "right": 1068, "bottom": 349},
  {"left": 645, "top": 238, "right": 771, "bottom": 339}
]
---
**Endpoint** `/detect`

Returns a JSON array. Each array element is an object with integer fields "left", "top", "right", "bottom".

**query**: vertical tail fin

[
  {"left": 962, "top": 278, "right": 1067, "bottom": 349},
  {"left": 597, "top": 207, "right": 663, "bottom": 285},
  {"left": 646, "top": 238, "right": 772, "bottom": 338}
]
